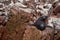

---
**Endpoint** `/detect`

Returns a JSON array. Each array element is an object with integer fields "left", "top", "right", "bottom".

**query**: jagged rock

[
  {"left": 0, "top": 0, "right": 60, "bottom": 40},
  {"left": 23, "top": 25, "right": 54, "bottom": 40}
]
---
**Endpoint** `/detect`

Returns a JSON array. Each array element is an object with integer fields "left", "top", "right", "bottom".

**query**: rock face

[
  {"left": 23, "top": 26, "right": 53, "bottom": 40},
  {"left": 0, "top": 0, "right": 60, "bottom": 40},
  {"left": 0, "top": 8, "right": 58, "bottom": 40},
  {"left": 0, "top": 6, "right": 59, "bottom": 40},
  {"left": 0, "top": 8, "right": 53, "bottom": 40}
]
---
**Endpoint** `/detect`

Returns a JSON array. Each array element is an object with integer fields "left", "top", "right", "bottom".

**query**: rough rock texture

[
  {"left": 0, "top": 6, "right": 60, "bottom": 40},
  {"left": 0, "top": 8, "right": 59, "bottom": 40},
  {"left": 23, "top": 26, "right": 54, "bottom": 40}
]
